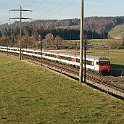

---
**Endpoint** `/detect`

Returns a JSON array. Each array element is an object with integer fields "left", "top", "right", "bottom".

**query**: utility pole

[
  {"left": 39, "top": 35, "right": 42, "bottom": 66},
  {"left": 79, "top": 0, "right": 84, "bottom": 82},
  {"left": 7, "top": 40, "right": 9, "bottom": 56},
  {"left": 9, "top": 6, "right": 32, "bottom": 60},
  {"left": 83, "top": 38, "right": 86, "bottom": 83}
]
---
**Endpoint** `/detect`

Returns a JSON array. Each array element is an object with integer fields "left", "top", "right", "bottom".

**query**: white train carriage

[
  {"left": 0, "top": 46, "right": 111, "bottom": 75},
  {"left": 39, "top": 51, "right": 110, "bottom": 74}
]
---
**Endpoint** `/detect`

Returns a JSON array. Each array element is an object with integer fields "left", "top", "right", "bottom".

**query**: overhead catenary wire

[
  {"left": 23, "top": 0, "right": 48, "bottom": 18},
  {"left": 31, "top": 0, "right": 49, "bottom": 11},
  {"left": 41, "top": 0, "right": 74, "bottom": 20},
  {"left": 31, "top": 0, "right": 65, "bottom": 19},
  {"left": 20, "top": 0, "right": 35, "bottom": 9},
  {"left": 32, "top": 0, "right": 72, "bottom": 20},
  {"left": 0, "top": 0, "right": 76, "bottom": 25},
  {"left": 24, "top": 0, "right": 41, "bottom": 9},
  {"left": 9, "top": 6, "right": 32, "bottom": 60},
  {"left": 8, "top": 0, "right": 77, "bottom": 23}
]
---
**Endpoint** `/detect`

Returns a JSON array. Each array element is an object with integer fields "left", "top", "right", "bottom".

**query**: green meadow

[
  {"left": 59, "top": 39, "right": 124, "bottom": 76},
  {"left": 0, "top": 53, "right": 124, "bottom": 124},
  {"left": 108, "top": 24, "right": 124, "bottom": 38}
]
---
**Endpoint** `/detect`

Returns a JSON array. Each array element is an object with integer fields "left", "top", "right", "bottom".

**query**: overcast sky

[{"left": 0, "top": 0, "right": 124, "bottom": 24}]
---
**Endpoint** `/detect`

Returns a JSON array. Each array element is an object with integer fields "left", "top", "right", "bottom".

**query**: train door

[{"left": 94, "top": 60, "right": 99, "bottom": 72}]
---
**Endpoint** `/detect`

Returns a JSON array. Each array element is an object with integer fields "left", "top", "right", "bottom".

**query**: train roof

[
  {"left": 84, "top": 55, "right": 109, "bottom": 61},
  {"left": 42, "top": 51, "right": 110, "bottom": 61},
  {"left": 0, "top": 46, "right": 110, "bottom": 61}
]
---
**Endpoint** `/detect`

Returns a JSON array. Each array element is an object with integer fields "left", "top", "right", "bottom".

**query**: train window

[
  {"left": 96, "top": 62, "right": 99, "bottom": 65},
  {"left": 86, "top": 60, "right": 92, "bottom": 65},
  {"left": 99, "top": 61, "right": 110, "bottom": 66},
  {"left": 77, "top": 59, "right": 80, "bottom": 63}
]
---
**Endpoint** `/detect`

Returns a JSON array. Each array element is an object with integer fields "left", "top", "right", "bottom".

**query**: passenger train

[{"left": 0, "top": 46, "right": 111, "bottom": 75}]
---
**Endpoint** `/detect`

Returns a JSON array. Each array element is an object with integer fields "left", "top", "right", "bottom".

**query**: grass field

[
  {"left": 108, "top": 24, "right": 124, "bottom": 38},
  {"left": 87, "top": 49, "right": 124, "bottom": 65},
  {"left": 62, "top": 39, "right": 119, "bottom": 48},
  {"left": 0, "top": 53, "right": 124, "bottom": 124}
]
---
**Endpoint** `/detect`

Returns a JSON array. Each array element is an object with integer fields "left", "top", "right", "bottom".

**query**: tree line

[{"left": 0, "top": 16, "right": 124, "bottom": 48}]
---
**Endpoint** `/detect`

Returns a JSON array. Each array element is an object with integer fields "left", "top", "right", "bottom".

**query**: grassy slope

[
  {"left": 56, "top": 25, "right": 80, "bottom": 30},
  {"left": 109, "top": 24, "right": 124, "bottom": 38},
  {"left": 0, "top": 53, "right": 124, "bottom": 124}
]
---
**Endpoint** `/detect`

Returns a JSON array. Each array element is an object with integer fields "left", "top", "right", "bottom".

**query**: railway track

[
  {"left": 24, "top": 54, "right": 124, "bottom": 98},
  {"left": 1, "top": 49, "right": 124, "bottom": 100}
]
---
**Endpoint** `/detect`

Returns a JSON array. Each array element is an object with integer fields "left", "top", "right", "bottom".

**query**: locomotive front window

[{"left": 99, "top": 61, "right": 110, "bottom": 66}]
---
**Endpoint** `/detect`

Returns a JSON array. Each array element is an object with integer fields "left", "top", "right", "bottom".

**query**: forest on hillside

[{"left": 0, "top": 16, "right": 124, "bottom": 48}]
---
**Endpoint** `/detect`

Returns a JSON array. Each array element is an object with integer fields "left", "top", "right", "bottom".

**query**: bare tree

[
  {"left": 43, "top": 33, "right": 54, "bottom": 48},
  {"left": 54, "top": 35, "right": 63, "bottom": 49}
]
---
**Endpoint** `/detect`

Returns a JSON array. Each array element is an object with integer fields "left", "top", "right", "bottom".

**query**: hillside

[
  {"left": 109, "top": 24, "right": 124, "bottom": 39},
  {"left": 0, "top": 16, "right": 124, "bottom": 45}
]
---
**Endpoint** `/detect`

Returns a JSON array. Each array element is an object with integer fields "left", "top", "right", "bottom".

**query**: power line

[
  {"left": 30, "top": 0, "right": 46, "bottom": 9},
  {"left": 9, "top": 6, "right": 32, "bottom": 60},
  {"left": 42, "top": 0, "right": 69, "bottom": 17},
  {"left": 32, "top": 0, "right": 62, "bottom": 12},
  {"left": 32, "top": 0, "right": 72, "bottom": 20},
  {"left": 23, "top": 0, "right": 48, "bottom": 18},
  {"left": 42, "top": 0, "right": 73, "bottom": 19},
  {"left": 25, "top": 0, "right": 38, "bottom": 9},
  {"left": 19, "top": 0, "right": 34, "bottom": 9}
]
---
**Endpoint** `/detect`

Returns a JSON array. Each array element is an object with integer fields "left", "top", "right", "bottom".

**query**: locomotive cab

[{"left": 96, "top": 58, "right": 111, "bottom": 75}]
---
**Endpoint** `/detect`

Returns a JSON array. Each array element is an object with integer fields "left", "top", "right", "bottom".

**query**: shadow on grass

[{"left": 111, "top": 64, "right": 124, "bottom": 76}]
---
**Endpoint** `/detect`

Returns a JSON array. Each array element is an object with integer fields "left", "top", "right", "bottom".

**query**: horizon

[
  {"left": 1, "top": 15, "right": 124, "bottom": 25},
  {"left": 0, "top": 0, "right": 124, "bottom": 24}
]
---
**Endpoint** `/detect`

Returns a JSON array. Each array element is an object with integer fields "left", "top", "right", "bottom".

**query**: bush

[
  {"left": 106, "top": 39, "right": 123, "bottom": 49},
  {"left": 120, "top": 39, "right": 124, "bottom": 49}
]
